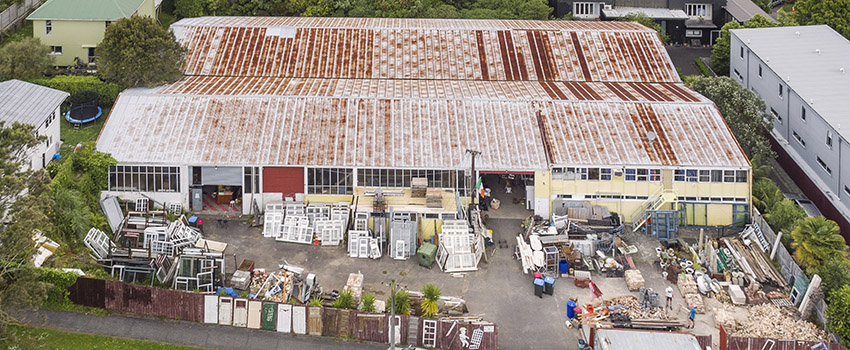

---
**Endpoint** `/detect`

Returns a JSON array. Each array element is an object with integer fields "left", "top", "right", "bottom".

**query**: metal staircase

[{"left": 631, "top": 188, "right": 677, "bottom": 232}]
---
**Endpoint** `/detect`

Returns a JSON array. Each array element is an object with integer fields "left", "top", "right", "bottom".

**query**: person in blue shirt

[{"left": 682, "top": 304, "right": 696, "bottom": 329}]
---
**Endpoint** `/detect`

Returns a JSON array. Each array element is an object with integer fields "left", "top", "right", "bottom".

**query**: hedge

[
  {"left": 38, "top": 268, "right": 80, "bottom": 305},
  {"left": 30, "top": 75, "right": 122, "bottom": 107}
]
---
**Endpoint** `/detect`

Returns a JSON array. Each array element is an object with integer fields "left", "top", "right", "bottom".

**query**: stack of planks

[
  {"left": 678, "top": 274, "right": 705, "bottom": 313},
  {"left": 722, "top": 238, "right": 787, "bottom": 288},
  {"left": 411, "top": 178, "right": 427, "bottom": 197},
  {"left": 426, "top": 188, "right": 443, "bottom": 208}
]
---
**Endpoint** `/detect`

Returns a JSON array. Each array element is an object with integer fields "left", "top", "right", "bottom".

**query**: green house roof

[{"left": 27, "top": 0, "right": 146, "bottom": 21}]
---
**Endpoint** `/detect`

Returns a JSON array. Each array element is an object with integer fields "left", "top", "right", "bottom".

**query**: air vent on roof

[
  {"left": 795, "top": 31, "right": 800, "bottom": 37},
  {"left": 841, "top": 68, "right": 846, "bottom": 74},
  {"left": 815, "top": 48, "right": 821, "bottom": 55},
  {"left": 646, "top": 131, "right": 657, "bottom": 145}
]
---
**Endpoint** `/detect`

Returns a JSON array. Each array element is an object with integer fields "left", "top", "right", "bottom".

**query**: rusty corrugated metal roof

[
  {"left": 98, "top": 79, "right": 747, "bottom": 169},
  {"left": 157, "top": 76, "right": 705, "bottom": 103},
  {"left": 171, "top": 17, "right": 679, "bottom": 83}
]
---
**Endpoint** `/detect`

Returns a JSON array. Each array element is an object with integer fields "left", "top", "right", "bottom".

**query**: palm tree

[
  {"left": 360, "top": 293, "right": 376, "bottom": 313},
  {"left": 420, "top": 284, "right": 441, "bottom": 318},
  {"left": 333, "top": 289, "right": 356, "bottom": 309},
  {"left": 791, "top": 216, "right": 847, "bottom": 268},
  {"left": 387, "top": 289, "right": 410, "bottom": 315}
]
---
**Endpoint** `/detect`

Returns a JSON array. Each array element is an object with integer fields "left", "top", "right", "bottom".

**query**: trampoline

[{"left": 64, "top": 90, "right": 102, "bottom": 124}]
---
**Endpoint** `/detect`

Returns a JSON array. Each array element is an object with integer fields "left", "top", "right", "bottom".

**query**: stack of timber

[
  {"left": 720, "top": 304, "right": 827, "bottom": 342},
  {"left": 411, "top": 178, "right": 427, "bottom": 198},
  {"left": 678, "top": 274, "right": 698, "bottom": 295},
  {"left": 426, "top": 188, "right": 443, "bottom": 208},
  {"left": 608, "top": 295, "right": 673, "bottom": 320},
  {"left": 721, "top": 238, "right": 787, "bottom": 288}
]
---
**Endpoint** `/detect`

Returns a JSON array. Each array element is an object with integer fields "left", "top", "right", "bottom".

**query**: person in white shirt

[{"left": 665, "top": 286, "right": 674, "bottom": 309}]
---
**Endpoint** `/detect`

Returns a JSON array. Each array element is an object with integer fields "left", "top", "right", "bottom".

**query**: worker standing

[
  {"left": 682, "top": 304, "right": 696, "bottom": 329},
  {"left": 665, "top": 286, "right": 674, "bottom": 309}
]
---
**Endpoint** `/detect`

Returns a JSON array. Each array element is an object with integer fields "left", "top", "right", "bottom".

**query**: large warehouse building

[{"left": 96, "top": 17, "right": 750, "bottom": 231}]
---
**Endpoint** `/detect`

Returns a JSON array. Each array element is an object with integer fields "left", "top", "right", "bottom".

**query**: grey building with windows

[{"left": 729, "top": 25, "right": 850, "bottom": 237}]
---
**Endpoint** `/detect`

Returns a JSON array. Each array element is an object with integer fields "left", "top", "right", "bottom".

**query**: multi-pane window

[
  {"left": 44, "top": 111, "right": 55, "bottom": 128},
  {"left": 49, "top": 46, "right": 62, "bottom": 55},
  {"left": 307, "top": 168, "right": 353, "bottom": 194},
  {"left": 356, "top": 169, "right": 456, "bottom": 189},
  {"left": 243, "top": 167, "right": 260, "bottom": 193},
  {"left": 770, "top": 108, "right": 781, "bottom": 124},
  {"left": 816, "top": 157, "right": 832, "bottom": 176},
  {"left": 108, "top": 165, "right": 180, "bottom": 192},
  {"left": 685, "top": 3, "right": 711, "bottom": 18},
  {"left": 625, "top": 168, "right": 661, "bottom": 182},
  {"left": 674, "top": 169, "right": 746, "bottom": 183},
  {"left": 573, "top": 2, "right": 597, "bottom": 16},
  {"left": 46, "top": 20, "right": 52, "bottom": 35},
  {"left": 568, "top": 167, "right": 611, "bottom": 181}
]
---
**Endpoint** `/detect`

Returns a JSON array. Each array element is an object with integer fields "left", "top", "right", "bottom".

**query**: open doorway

[
  {"left": 479, "top": 173, "right": 533, "bottom": 219},
  {"left": 190, "top": 166, "right": 243, "bottom": 214}
]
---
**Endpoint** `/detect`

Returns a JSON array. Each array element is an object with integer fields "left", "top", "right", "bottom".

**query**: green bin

[
  {"left": 417, "top": 242, "right": 437, "bottom": 268},
  {"left": 262, "top": 302, "right": 277, "bottom": 331}
]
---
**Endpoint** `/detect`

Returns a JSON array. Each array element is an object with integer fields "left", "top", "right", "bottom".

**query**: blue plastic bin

[
  {"left": 533, "top": 278, "right": 544, "bottom": 298},
  {"left": 559, "top": 259, "right": 569, "bottom": 274},
  {"left": 567, "top": 300, "right": 577, "bottom": 318}
]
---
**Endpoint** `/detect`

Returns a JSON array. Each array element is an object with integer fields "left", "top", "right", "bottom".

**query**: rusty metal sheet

[
  {"left": 171, "top": 17, "right": 678, "bottom": 83},
  {"left": 539, "top": 101, "right": 750, "bottom": 168}
]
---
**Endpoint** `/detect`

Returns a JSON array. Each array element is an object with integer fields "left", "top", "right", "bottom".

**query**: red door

[{"left": 263, "top": 167, "right": 304, "bottom": 197}]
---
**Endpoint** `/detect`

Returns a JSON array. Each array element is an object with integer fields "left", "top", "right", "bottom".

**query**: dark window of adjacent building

[
  {"left": 711, "top": 170, "right": 723, "bottom": 182},
  {"left": 49, "top": 46, "right": 62, "bottom": 55},
  {"left": 801, "top": 106, "right": 806, "bottom": 121},
  {"left": 735, "top": 170, "right": 747, "bottom": 183},
  {"left": 770, "top": 108, "right": 781, "bottom": 124},
  {"left": 105, "top": 21, "right": 111, "bottom": 28},
  {"left": 827, "top": 131, "right": 833, "bottom": 148},
  {"left": 758, "top": 65, "right": 762, "bottom": 78},
  {"left": 46, "top": 20, "right": 52, "bottom": 35},
  {"left": 793, "top": 131, "right": 806, "bottom": 147},
  {"left": 845, "top": 185, "right": 850, "bottom": 197},
  {"left": 816, "top": 156, "right": 832, "bottom": 175},
  {"left": 779, "top": 84, "right": 784, "bottom": 98},
  {"left": 740, "top": 46, "right": 744, "bottom": 58}
]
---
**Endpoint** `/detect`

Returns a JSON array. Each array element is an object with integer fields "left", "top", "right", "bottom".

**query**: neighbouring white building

[
  {"left": 0, "top": 79, "right": 68, "bottom": 170},
  {"left": 730, "top": 25, "right": 850, "bottom": 236}
]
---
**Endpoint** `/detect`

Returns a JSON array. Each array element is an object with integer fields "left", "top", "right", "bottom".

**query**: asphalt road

[{"left": 14, "top": 308, "right": 384, "bottom": 350}]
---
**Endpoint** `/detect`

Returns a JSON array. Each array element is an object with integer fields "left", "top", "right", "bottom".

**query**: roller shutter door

[
  {"left": 263, "top": 167, "right": 304, "bottom": 195},
  {"left": 201, "top": 167, "right": 242, "bottom": 186}
]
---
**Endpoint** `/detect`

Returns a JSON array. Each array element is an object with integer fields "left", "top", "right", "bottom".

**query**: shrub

[
  {"left": 693, "top": 58, "right": 714, "bottom": 77},
  {"left": 31, "top": 75, "right": 122, "bottom": 107},
  {"left": 38, "top": 268, "right": 79, "bottom": 306},
  {"left": 360, "top": 293, "right": 376, "bottom": 312},
  {"left": 308, "top": 296, "right": 323, "bottom": 307}
]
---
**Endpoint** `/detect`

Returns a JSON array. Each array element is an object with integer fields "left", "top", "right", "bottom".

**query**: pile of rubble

[
  {"left": 719, "top": 303, "right": 827, "bottom": 342},
  {"left": 249, "top": 269, "right": 296, "bottom": 302},
  {"left": 678, "top": 274, "right": 705, "bottom": 313}
]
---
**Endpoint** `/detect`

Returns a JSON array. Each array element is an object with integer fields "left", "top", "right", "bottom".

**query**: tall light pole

[
  {"left": 465, "top": 149, "right": 481, "bottom": 222},
  {"left": 389, "top": 279, "right": 396, "bottom": 350}
]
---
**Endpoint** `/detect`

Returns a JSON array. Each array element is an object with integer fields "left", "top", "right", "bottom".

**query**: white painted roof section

[
  {"left": 724, "top": 0, "right": 774, "bottom": 23},
  {"left": 732, "top": 25, "right": 850, "bottom": 139},
  {"left": 602, "top": 7, "right": 689, "bottom": 20},
  {"left": 595, "top": 329, "right": 702, "bottom": 350},
  {"left": 0, "top": 80, "right": 68, "bottom": 127}
]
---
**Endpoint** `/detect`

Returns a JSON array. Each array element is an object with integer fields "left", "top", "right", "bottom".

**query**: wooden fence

[
  {"left": 0, "top": 0, "right": 42, "bottom": 34},
  {"left": 721, "top": 323, "right": 844, "bottom": 350},
  {"left": 66, "top": 277, "right": 499, "bottom": 349}
]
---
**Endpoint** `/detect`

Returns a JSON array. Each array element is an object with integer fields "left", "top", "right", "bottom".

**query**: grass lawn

[
  {"left": 0, "top": 20, "right": 33, "bottom": 49},
  {"left": 6, "top": 325, "right": 208, "bottom": 350},
  {"left": 60, "top": 107, "right": 109, "bottom": 147}
]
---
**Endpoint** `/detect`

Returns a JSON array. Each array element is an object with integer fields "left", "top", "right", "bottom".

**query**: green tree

[
  {"left": 793, "top": 0, "right": 850, "bottom": 39},
  {"left": 710, "top": 14, "right": 775, "bottom": 76},
  {"left": 360, "top": 293, "right": 376, "bottom": 312},
  {"left": 0, "top": 121, "right": 53, "bottom": 336},
  {"left": 174, "top": 0, "right": 204, "bottom": 17},
  {"left": 687, "top": 76, "right": 775, "bottom": 162},
  {"left": 620, "top": 14, "right": 669, "bottom": 44},
  {"left": 0, "top": 37, "right": 54, "bottom": 81},
  {"left": 809, "top": 256, "right": 850, "bottom": 298},
  {"left": 420, "top": 284, "right": 441, "bottom": 318},
  {"left": 827, "top": 285, "right": 850, "bottom": 347},
  {"left": 766, "top": 199, "right": 806, "bottom": 236},
  {"left": 97, "top": 16, "right": 187, "bottom": 87},
  {"left": 791, "top": 216, "right": 846, "bottom": 269},
  {"left": 333, "top": 289, "right": 356, "bottom": 309}
]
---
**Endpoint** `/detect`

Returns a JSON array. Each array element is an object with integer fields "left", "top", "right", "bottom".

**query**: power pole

[
  {"left": 465, "top": 149, "right": 481, "bottom": 222},
  {"left": 389, "top": 279, "right": 396, "bottom": 350}
]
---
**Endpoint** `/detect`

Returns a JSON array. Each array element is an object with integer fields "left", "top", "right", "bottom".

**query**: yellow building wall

[
  {"left": 31, "top": 0, "right": 156, "bottom": 67},
  {"left": 34, "top": 20, "right": 106, "bottom": 66},
  {"left": 304, "top": 194, "right": 354, "bottom": 205},
  {"left": 548, "top": 170, "right": 751, "bottom": 226}
]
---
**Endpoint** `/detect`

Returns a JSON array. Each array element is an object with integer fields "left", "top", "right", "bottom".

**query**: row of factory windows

[
  {"left": 108, "top": 166, "right": 181, "bottom": 192},
  {"left": 556, "top": 193, "right": 747, "bottom": 203},
  {"left": 308, "top": 168, "right": 467, "bottom": 195},
  {"left": 552, "top": 167, "right": 748, "bottom": 183}
]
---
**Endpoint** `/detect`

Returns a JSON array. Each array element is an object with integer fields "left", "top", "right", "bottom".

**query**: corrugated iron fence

[{"left": 67, "top": 277, "right": 499, "bottom": 349}]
